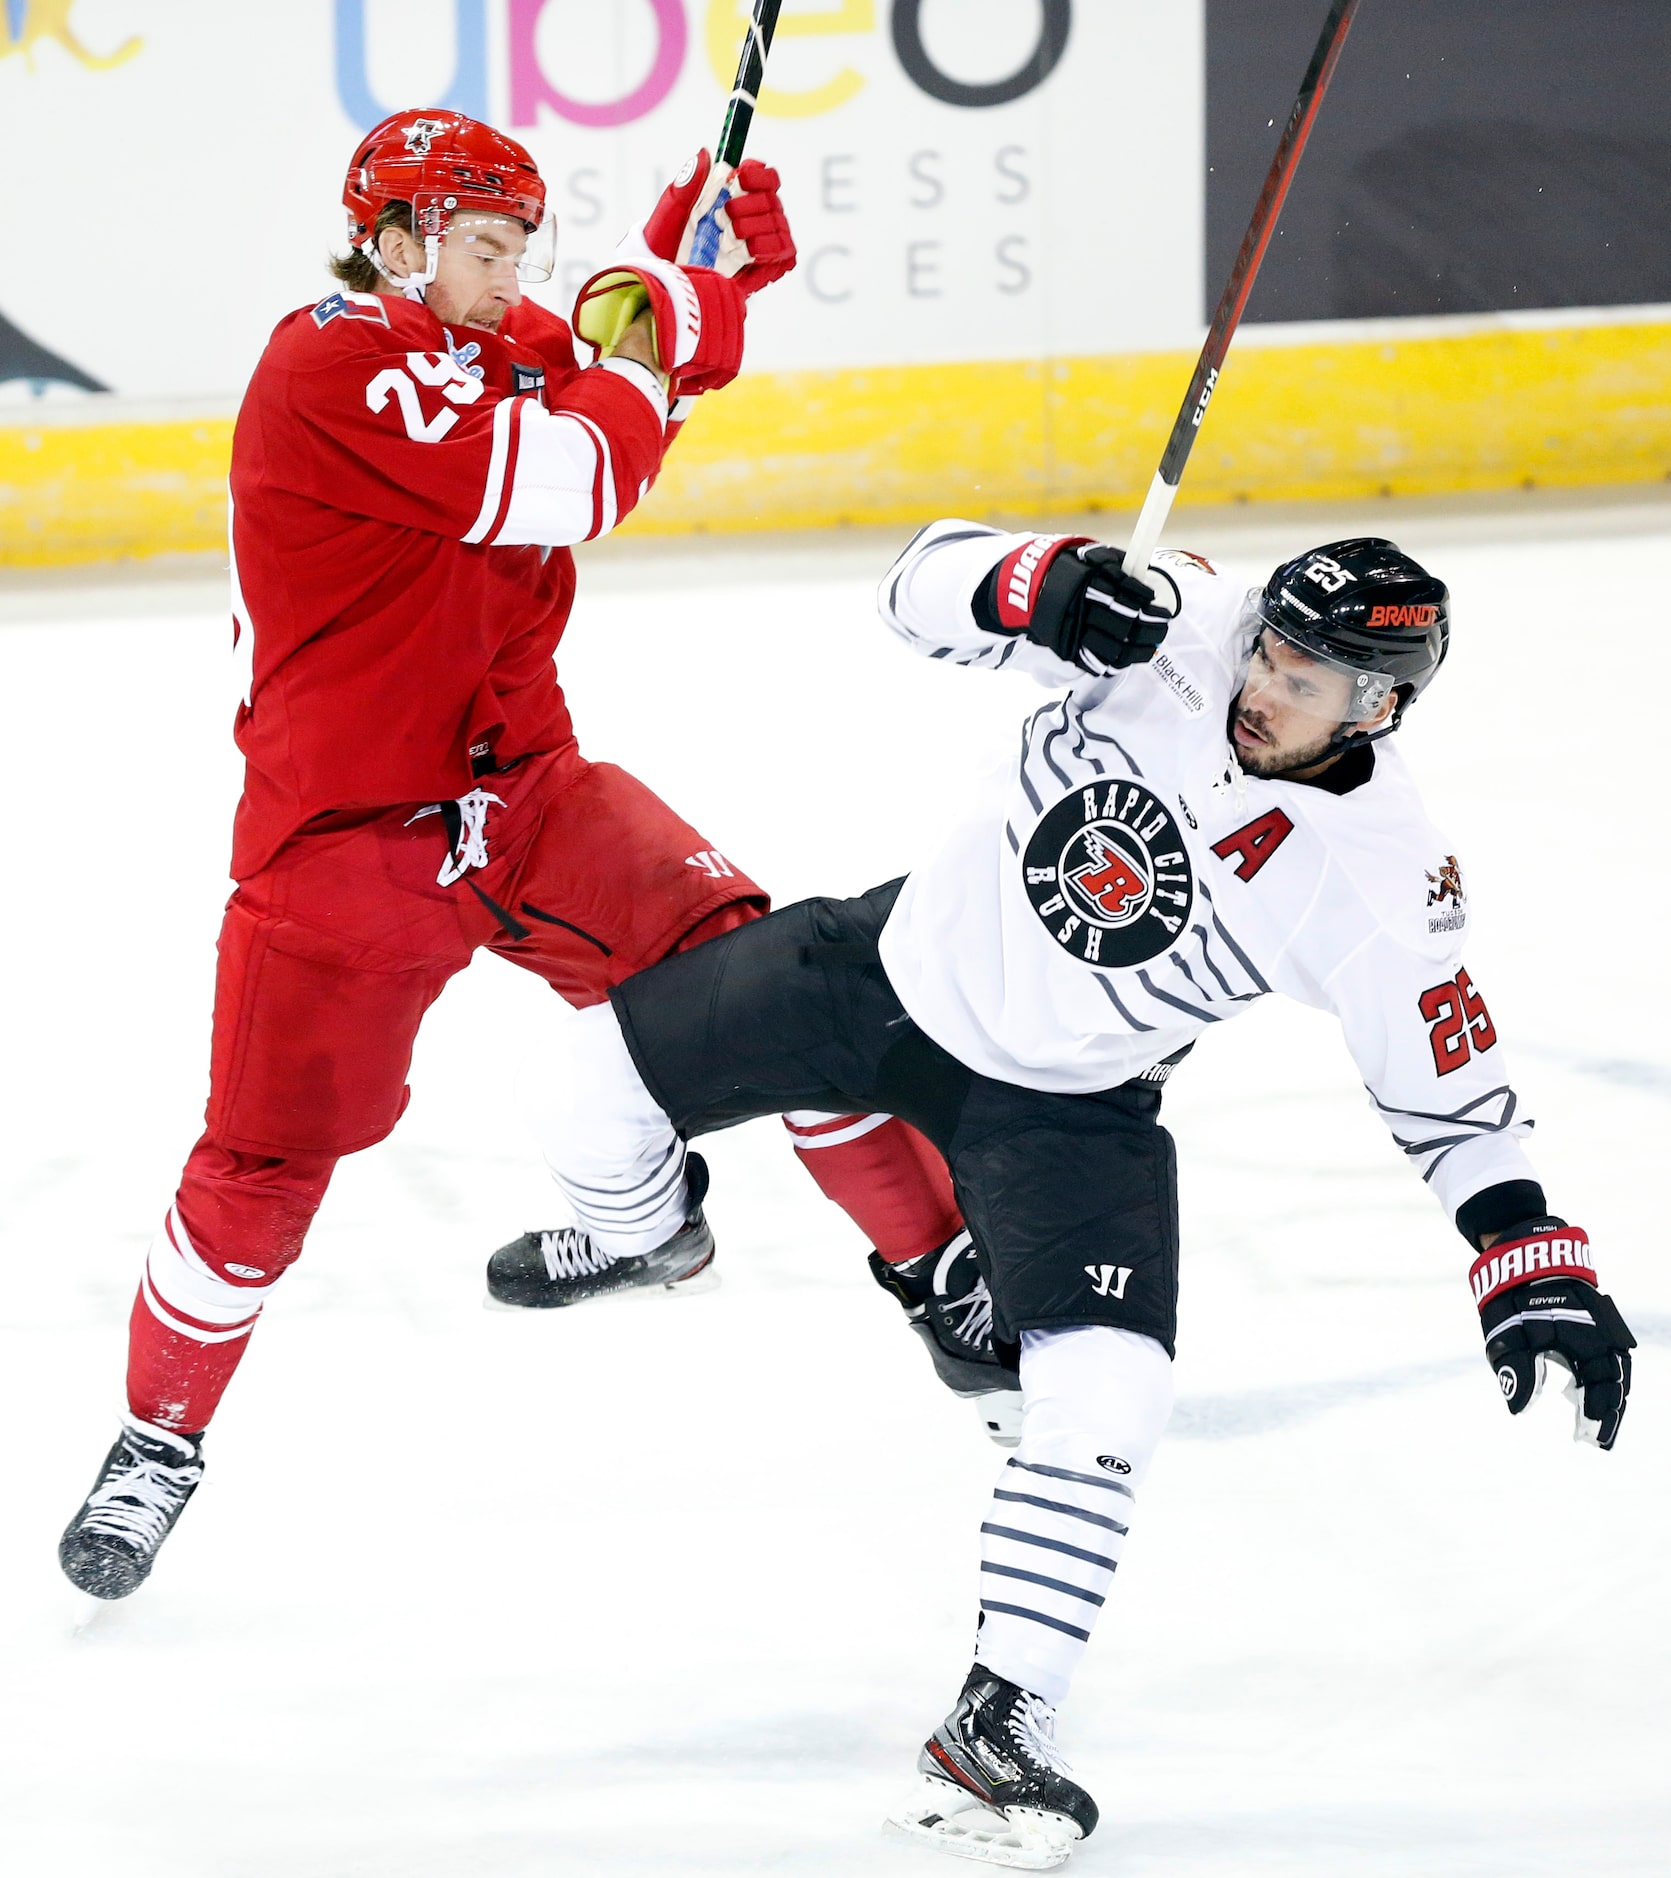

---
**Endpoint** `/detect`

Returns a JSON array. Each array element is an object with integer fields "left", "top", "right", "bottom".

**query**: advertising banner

[
  {"left": 1, "top": 1, "right": 1667, "bottom": 565},
  {"left": 0, "top": 0, "right": 1201, "bottom": 402}
]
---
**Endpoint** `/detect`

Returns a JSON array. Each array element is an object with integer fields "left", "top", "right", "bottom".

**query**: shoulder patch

[
  {"left": 312, "top": 290, "right": 391, "bottom": 329},
  {"left": 1155, "top": 548, "right": 1217, "bottom": 577},
  {"left": 1425, "top": 853, "right": 1467, "bottom": 935}
]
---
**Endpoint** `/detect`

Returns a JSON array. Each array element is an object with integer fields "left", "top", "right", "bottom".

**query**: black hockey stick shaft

[
  {"left": 688, "top": 0, "right": 784, "bottom": 264},
  {"left": 716, "top": 0, "right": 783, "bottom": 168},
  {"left": 1123, "top": 0, "right": 1361, "bottom": 576}
]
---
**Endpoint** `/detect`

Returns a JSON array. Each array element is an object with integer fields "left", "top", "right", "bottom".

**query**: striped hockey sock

[
  {"left": 977, "top": 1454, "right": 1135, "bottom": 1706},
  {"left": 126, "top": 1206, "right": 273, "bottom": 1432},
  {"left": 974, "top": 1326, "right": 1174, "bottom": 1707}
]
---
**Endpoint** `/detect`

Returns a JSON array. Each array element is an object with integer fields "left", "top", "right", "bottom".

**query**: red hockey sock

[
  {"left": 126, "top": 1269, "right": 258, "bottom": 1434},
  {"left": 783, "top": 1111, "right": 962, "bottom": 1264},
  {"left": 126, "top": 1137, "right": 336, "bottom": 1432}
]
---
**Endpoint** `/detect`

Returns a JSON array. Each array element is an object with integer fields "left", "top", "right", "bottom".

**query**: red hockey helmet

[{"left": 343, "top": 110, "right": 554, "bottom": 283}]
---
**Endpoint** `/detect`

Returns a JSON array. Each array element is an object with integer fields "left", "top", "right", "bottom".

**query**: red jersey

[{"left": 227, "top": 288, "right": 670, "bottom": 879}]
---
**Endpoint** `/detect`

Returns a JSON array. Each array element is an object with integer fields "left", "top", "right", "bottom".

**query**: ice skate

[
  {"left": 870, "top": 1231, "right": 1022, "bottom": 1446},
  {"left": 59, "top": 1417, "right": 205, "bottom": 1600},
  {"left": 486, "top": 1154, "right": 717, "bottom": 1309},
  {"left": 886, "top": 1668, "right": 1097, "bottom": 1870}
]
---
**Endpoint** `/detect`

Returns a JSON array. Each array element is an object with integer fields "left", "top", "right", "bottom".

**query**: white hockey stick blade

[
  {"left": 885, "top": 1776, "right": 1081, "bottom": 1870},
  {"left": 974, "top": 1390, "right": 1023, "bottom": 1448}
]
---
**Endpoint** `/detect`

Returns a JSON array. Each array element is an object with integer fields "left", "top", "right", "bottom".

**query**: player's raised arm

[
  {"left": 1317, "top": 909, "right": 1635, "bottom": 1448},
  {"left": 879, "top": 520, "right": 1180, "bottom": 683},
  {"left": 582, "top": 148, "right": 796, "bottom": 456},
  {"left": 267, "top": 293, "right": 683, "bottom": 552},
  {"left": 262, "top": 144, "right": 797, "bottom": 555}
]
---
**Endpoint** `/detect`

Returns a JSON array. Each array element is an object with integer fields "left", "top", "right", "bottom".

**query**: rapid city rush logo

[{"left": 1022, "top": 781, "right": 1195, "bottom": 966}]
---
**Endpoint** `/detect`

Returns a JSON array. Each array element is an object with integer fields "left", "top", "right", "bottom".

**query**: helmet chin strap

[
  {"left": 1325, "top": 691, "right": 1409, "bottom": 753},
  {"left": 361, "top": 233, "right": 440, "bottom": 295},
  {"left": 1242, "top": 715, "right": 1393, "bottom": 783}
]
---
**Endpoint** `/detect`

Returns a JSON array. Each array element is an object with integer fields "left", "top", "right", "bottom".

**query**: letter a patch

[{"left": 1211, "top": 808, "right": 1294, "bottom": 882}]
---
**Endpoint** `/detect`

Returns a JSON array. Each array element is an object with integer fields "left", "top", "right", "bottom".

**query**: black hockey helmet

[{"left": 1247, "top": 538, "right": 1449, "bottom": 735}]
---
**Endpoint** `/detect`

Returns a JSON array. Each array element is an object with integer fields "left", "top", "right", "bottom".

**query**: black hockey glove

[
  {"left": 1469, "top": 1220, "right": 1636, "bottom": 1449},
  {"left": 979, "top": 534, "right": 1181, "bottom": 677}
]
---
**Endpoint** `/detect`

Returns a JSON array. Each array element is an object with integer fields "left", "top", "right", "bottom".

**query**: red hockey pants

[{"left": 128, "top": 752, "right": 958, "bottom": 1429}]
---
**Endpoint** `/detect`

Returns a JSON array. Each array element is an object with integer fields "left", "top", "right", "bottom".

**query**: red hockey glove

[
  {"left": 1470, "top": 1220, "right": 1635, "bottom": 1449},
  {"left": 572, "top": 256, "right": 746, "bottom": 398},
  {"left": 979, "top": 536, "right": 1181, "bottom": 677},
  {"left": 641, "top": 150, "right": 713, "bottom": 263},
  {"left": 720, "top": 160, "right": 797, "bottom": 293},
  {"left": 641, "top": 151, "right": 797, "bottom": 296}
]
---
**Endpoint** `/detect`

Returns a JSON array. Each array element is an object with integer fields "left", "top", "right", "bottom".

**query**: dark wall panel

[{"left": 1206, "top": 0, "right": 1671, "bottom": 322}]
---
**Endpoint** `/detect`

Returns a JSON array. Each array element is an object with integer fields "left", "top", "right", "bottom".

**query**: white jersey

[{"left": 876, "top": 520, "right": 1538, "bottom": 1222}]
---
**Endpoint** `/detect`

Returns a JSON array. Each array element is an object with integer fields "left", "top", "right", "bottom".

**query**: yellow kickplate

[{"left": 3, "top": 321, "right": 1667, "bottom": 566}]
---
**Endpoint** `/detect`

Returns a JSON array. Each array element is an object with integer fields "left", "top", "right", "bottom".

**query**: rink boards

[{"left": 3, "top": 307, "right": 1668, "bottom": 566}]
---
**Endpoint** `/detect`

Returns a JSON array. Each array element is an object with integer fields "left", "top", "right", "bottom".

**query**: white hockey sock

[
  {"left": 139, "top": 1206, "right": 272, "bottom": 1345},
  {"left": 527, "top": 1003, "right": 692, "bottom": 1259},
  {"left": 974, "top": 1325, "right": 1174, "bottom": 1708}
]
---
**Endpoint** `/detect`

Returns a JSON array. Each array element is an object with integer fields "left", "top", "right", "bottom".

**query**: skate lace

[
  {"left": 941, "top": 1278, "right": 994, "bottom": 1351},
  {"left": 537, "top": 1229, "right": 618, "bottom": 1281},
  {"left": 81, "top": 1453, "right": 201, "bottom": 1549},
  {"left": 933, "top": 1233, "right": 993, "bottom": 1350},
  {"left": 1007, "top": 1693, "right": 1073, "bottom": 1778},
  {"left": 405, "top": 788, "right": 505, "bottom": 887}
]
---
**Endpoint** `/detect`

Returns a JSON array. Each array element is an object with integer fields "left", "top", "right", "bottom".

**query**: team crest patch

[
  {"left": 1155, "top": 548, "right": 1217, "bottom": 576},
  {"left": 1426, "top": 854, "right": 1466, "bottom": 934},
  {"left": 1023, "top": 781, "right": 1195, "bottom": 966}
]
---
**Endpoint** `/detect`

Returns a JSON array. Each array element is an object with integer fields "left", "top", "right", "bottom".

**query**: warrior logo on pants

[{"left": 1023, "top": 781, "right": 1195, "bottom": 967}]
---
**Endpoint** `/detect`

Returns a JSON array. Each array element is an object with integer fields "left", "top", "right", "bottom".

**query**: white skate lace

[
  {"left": 1007, "top": 1693, "right": 1073, "bottom": 1778},
  {"left": 941, "top": 1279, "right": 995, "bottom": 1350},
  {"left": 405, "top": 788, "right": 505, "bottom": 887},
  {"left": 933, "top": 1233, "right": 994, "bottom": 1349},
  {"left": 537, "top": 1229, "right": 619, "bottom": 1281},
  {"left": 80, "top": 1451, "right": 201, "bottom": 1550}
]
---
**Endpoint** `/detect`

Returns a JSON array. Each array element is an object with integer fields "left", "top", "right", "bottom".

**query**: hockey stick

[
  {"left": 1121, "top": 0, "right": 1361, "bottom": 580},
  {"left": 687, "top": 0, "right": 785, "bottom": 268}
]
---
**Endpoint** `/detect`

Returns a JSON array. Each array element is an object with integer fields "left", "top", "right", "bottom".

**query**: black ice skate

[
  {"left": 485, "top": 1153, "right": 717, "bottom": 1309},
  {"left": 887, "top": 1667, "right": 1098, "bottom": 1871},
  {"left": 59, "top": 1418, "right": 205, "bottom": 1600},
  {"left": 870, "top": 1230, "right": 1022, "bottom": 1446}
]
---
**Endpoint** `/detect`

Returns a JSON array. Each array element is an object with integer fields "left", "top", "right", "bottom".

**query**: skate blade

[
  {"left": 884, "top": 1777, "right": 1079, "bottom": 1870},
  {"left": 64, "top": 1585, "right": 134, "bottom": 1637},
  {"left": 481, "top": 1264, "right": 721, "bottom": 1313},
  {"left": 974, "top": 1391, "right": 1022, "bottom": 1448}
]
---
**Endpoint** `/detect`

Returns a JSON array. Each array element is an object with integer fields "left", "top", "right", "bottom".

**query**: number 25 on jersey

[
  {"left": 1420, "top": 967, "right": 1497, "bottom": 1075},
  {"left": 366, "top": 350, "right": 485, "bottom": 443}
]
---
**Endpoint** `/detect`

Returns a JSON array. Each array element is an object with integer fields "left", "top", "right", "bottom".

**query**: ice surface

[{"left": 2, "top": 495, "right": 1668, "bottom": 1876}]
